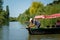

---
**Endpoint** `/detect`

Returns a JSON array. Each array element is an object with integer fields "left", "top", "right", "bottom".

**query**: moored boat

[
  {"left": 26, "top": 13, "right": 60, "bottom": 35},
  {"left": 26, "top": 27, "right": 60, "bottom": 35}
]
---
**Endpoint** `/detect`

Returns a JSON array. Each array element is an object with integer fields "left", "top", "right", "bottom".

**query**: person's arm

[{"left": 28, "top": 23, "right": 35, "bottom": 27}]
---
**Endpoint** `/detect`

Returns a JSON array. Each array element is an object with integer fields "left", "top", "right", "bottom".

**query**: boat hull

[{"left": 26, "top": 27, "right": 60, "bottom": 35}]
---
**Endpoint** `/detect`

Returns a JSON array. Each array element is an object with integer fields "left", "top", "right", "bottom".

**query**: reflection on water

[
  {"left": 0, "top": 25, "right": 9, "bottom": 40},
  {"left": 0, "top": 26, "right": 2, "bottom": 40},
  {"left": 2, "top": 26, "right": 9, "bottom": 40},
  {"left": 0, "top": 22, "right": 60, "bottom": 40},
  {"left": 28, "top": 34, "right": 60, "bottom": 40}
]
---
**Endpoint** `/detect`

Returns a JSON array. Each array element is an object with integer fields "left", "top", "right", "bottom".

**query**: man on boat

[
  {"left": 33, "top": 18, "right": 41, "bottom": 29},
  {"left": 28, "top": 18, "right": 41, "bottom": 29},
  {"left": 28, "top": 18, "right": 35, "bottom": 28}
]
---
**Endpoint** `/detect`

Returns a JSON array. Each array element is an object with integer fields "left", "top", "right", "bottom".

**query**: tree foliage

[
  {"left": 0, "top": 0, "right": 9, "bottom": 25},
  {"left": 18, "top": 1, "right": 60, "bottom": 27},
  {"left": 29, "top": 2, "right": 44, "bottom": 16}
]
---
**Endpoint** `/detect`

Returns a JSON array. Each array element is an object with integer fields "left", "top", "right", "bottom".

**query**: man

[
  {"left": 33, "top": 19, "right": 41, "bottom": 29},
  {"left": 28, "top": 18, "right": 35, "bottom": 28}
]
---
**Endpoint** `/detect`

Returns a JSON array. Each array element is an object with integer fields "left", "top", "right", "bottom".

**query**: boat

[
  {"left": 26, "top": 27, "right": 60, "bottom": 35},
  {"left": 26, "top": 13, "right": 60, "bottom": 35}
]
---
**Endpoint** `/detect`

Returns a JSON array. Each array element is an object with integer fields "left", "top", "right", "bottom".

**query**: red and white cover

[{"left": 34, "top": 13, "right": 60, "bottom": 19}]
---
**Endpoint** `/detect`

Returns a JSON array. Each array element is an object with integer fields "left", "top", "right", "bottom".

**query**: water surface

[{"left": 0, "top": 22, "right": 60, "bottom": 40}]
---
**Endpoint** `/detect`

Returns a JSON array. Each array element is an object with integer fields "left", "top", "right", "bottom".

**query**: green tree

[
  {"left": 6, "top": 5, "right": 9, "bottom": 21},
  {"left": 0, "top": 0, "right": 9, "bottom": 25},
  {"left": 29, "top": 2, "right": 44, "bottom": 16}
]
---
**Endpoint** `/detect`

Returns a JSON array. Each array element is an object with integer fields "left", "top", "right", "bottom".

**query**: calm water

[{"left": 0, "top": 22, "right": 60, "bottom": 40}]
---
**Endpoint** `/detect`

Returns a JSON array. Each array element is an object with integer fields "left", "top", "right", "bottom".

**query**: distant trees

[
  {"left": 48, "top": 0, "right": 60, "bottom": 5},
  {"left": 6, "top": 5, "right": 9, "bottom": 21},
  {"left": 9, "top": 17, "right": 17, "bottom": 22}
]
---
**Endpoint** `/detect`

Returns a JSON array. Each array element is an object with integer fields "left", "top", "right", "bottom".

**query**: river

[{"left": 0, "top": 22, "right": 60, "bottom": 40}]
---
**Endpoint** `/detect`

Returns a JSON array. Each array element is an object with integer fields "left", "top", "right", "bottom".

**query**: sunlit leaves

[{"left": 29, "top": 2, "right": 44, "bottom": 15}]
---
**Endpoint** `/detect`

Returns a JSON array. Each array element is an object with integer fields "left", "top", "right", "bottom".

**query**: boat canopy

[
  {"left": 34, "top": 15, "right": 45, "bottom": 19},
  {"left": 34, "top": 13, "right": 60, "bottom": 19}
]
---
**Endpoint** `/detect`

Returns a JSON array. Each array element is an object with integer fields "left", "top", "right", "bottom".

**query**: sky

[{"left": 3, "top": 0, "right": 54, "bottom": 17}]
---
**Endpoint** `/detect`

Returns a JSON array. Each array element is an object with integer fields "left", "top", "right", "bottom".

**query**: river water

[{"left": 0, "top": 22, "right": 60, "bottom": 40}]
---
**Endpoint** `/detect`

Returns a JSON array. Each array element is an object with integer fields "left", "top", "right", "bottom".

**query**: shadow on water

[
  {"left": 28, "top": 34, "right": 60, "bottom": 40},
  {"left": 0, "top": 25, "right": 2, "bottom": 28}
]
